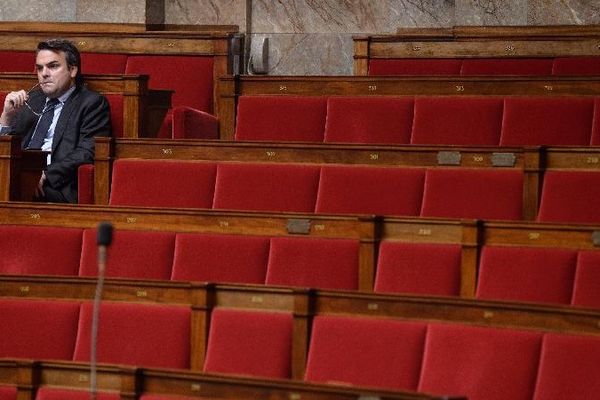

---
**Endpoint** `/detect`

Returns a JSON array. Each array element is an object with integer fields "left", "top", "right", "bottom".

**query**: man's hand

[
  {"left": 35, "top": 171, "right": 46, "bottom": 199},
  {"left": 0, "top": 90, "right": 28, "bottom": 126}
]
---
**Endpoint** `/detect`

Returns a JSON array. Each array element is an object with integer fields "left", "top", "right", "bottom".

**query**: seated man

[{"left": 0, "top": 38, "right": 111, "bottom": 203}]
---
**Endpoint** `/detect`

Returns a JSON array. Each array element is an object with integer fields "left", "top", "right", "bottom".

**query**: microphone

[{"left": 90, "top": 222, "right": 113, "bottom": 400}]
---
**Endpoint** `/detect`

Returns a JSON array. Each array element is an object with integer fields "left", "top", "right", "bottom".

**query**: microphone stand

[{"left": 90, "top": 222, "right": 112, "bottom": 400}]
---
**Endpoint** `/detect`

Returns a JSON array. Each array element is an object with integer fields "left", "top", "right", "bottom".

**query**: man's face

[{"left": 35, "top": 49, "right": 77, "bottom": 99}]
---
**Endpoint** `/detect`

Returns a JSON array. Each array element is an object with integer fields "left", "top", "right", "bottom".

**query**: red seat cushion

[
  {"left": 375, "top": 242, "right": 462, "bottom": 296},
  {"left": 125, "top": 55, "right": 214, "bottom": 112},
  {"left": 109, "top": 159, "right": 217, "bottom": 208},
  {"left": 213, "top": 162, "right": 320, "bottom": 213},
  {"left": 324, "top": 97, "right": 414, "bottom": 144},
  {"left": 368, "top": 59, "right": 462, "bottom": 75},
  {"left": 418, "top": 323, "right": 542, "bottom": 400},
  {"left": 537, "top": 171, "right": 600, "bottom": 224},
  {"left": 0, "top": 386, "right": 16, "bottom": 400},
  {"left": 500, "top": 97, "right": 594, "bottom": 146},
  {"left": 305, "top": 316, "right": 427, "bottom": 391},
  {"left": 235, "top": 96, "right": 327, "bottom": 142},
  {"left": 0, "top": 299, "right": 80, "bottom": 360},
  {"left": 77, "top": 164, "right": 94, "bottom": 204},
  {"left": 0, "top": 225, "right": 82, "bottom": 276},
  {"left": 204, "top": 308, "right": 293, "bottom": 379},
  {"left": 80, "top": 53, "right": 127, "bottom": 74},
  {"left": 421, "top": 169, "right": 523, "bottom": 220},
  {"left": 315, "top": 165, "right": 425, "bottom": 217},
  {"left": 266, "top": 237, "right": 359, "bottom": 290},
  {"left": 79, "top": 229, "right": 175, "bottom": 280},
  {"left": 533, "top": 333, "right": 600, "bottom": 400},
  {"left": 0, "top": 51, "right": 35, "bottom": 72},
  {"left": 460, "top": 58, "right": 553, "bottom": 75},
  {"left": 74, "top": 302, "right": 191, "bottom": 369},
  {"left": 589, "top": 98, "right": 600, "bottom": 145},
  {"left": 552, "top": 56, "right": 600, "bottom": 75},
  {"left": 571, "top": 251, "right": 600, "bottom": 309},
  {"left": 171, "top": 233, "right": 270, "bottom": 284},
  {"left": 411, "top": 97, "right": 504, "bottom": 145},
  {"left": 477, "top": 246, "right": 577, "bottom": 305}
]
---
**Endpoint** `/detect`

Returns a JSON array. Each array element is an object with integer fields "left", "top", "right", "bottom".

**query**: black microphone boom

[{"left": 97, "top": 221, "right": 113, "bottom": 246}]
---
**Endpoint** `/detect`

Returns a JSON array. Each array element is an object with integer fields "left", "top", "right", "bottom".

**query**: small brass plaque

[
  {"left": 492, "top": 152, "right": 516, "bottom": 167},
  {"left": 126, "top": 217, "right": 137, "bottom": 224},
  {"left": 367, "top": 303, "right": 379, "bottom": 311},
  {"left": 287, "top": 219, "right": 311, "bottom": 235},
  {"left": 544, "top": 85, "right": 553, "bottom": 91},
  {"left": 136, "top": 290, "right": 147, "bottom": 298},
  {"left": 78, "top": 41, "right": 87, "bottom": 47},
  {"left": 418, "top": 228, "right": 432, "bottom": 236},
  {"left": 313, "top": 224, "right": 325, "bottom": 231},
  {"left": 455, "top": 85, "right": 465, "bottom": 92},
  {"left": 368, "top": 85, "right": 377, "bottom": 91},
  {"left": 266, "top": 151, "right": 276, "bottom": 157},
  {"left": 289, "top": 393, "right": 301, "bottom": 400},
  {"left": 167, "top": 42, "right": 175, "bottom": 47},
  {"left": 505, "top": 45, "right": 516, "bottom": 52},
  {"left": 369, "top": 153, "right": 379, "bottom": 160},
  {"left": 279, "top": 85, "right": 287, "bottom": 91},
  {"left": 437, "top": 151, "right": 461, "bottom": 166},
  {"left": 191, "top": 383, "right": 201, "bottom": 392},
  {"left": 78, "top": 374, "right": 89, "bottom": 382},
  {"left": 161, "top": 148, "right": 173, "bottom": 155},
  {"left": 251, "top": 296, "right": 263, "bottom": 303},
  {"left": 30, "top": 213, "right": 41, "bottom": 219},
  {"left": 483, "top": 311, "right": 494, "bottom": 319},
  {"left": 592, "top": 231, "right": 600, "bottom": 246},
  {"left": 19, "top": 286, "right": 30, "bottom": 293},
  {"left": 587, "top": 157, "right": 599, "bottom": 164},
  {"left": 528, "top": 232, "right": 540, "bottom": 240},
  {"left": 412, "top": 45, "right": 421, "bottom": 51}
]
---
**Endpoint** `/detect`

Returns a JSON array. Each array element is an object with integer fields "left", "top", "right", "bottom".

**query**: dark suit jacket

[{"left": 11, "top": 85, "right": 111, "bottom": 203}]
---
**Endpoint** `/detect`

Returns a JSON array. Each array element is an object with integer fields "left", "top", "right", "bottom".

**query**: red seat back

[
  {"left": 477, "top": 246, "right": 577, "bottom": 305},
  {"left": 0, "top": 51, "right": 35, "bottom": 72},
  {"left": 421, "top": 169, "right": 523, "bottom": 220},
  {"left": 571, "top": 251, "right": 600, "bottom": 309},
  {"left": 533, "top": 333, "right": 600, "bottom": 400},
  {"left": 411, "top": 97, "right": 503, "bottom": 145},
  {"left": 374, "top": 242, "right": 462, "bottom": 296},
  {"left": 204, "top": 308, "right": 293, "bottom": 379},
  {"left": 552, "top": 56, "right": 600, "bottom": 75},
  {"left": 368, "top": 59, "right": 462, "bottom": 75},
  {"left": 171, "top": 233, "right": 270, "bottom": 284},
  {"left": 80, "top": 53, "right": 127, "bottom": 74},
  {"left": 0, "top": 225, "right": 82, "bottom": 276},
  {"left": 324, "top": 97, "right": 414, "bottom": 144},
  {"left": 109, "top": 159, "right": 217, "bottom": 208},
  {"left": 315, "top": 165, "right": 425, "bottom": 217},
  {"left": 235, "top": 96, "right": 327, "bottom": 142},
  {"left": 265, "top": 237, "right": 359, "bottom": 290},
  {"left": 0, "top": 299, "right": 80, "bottom": 360},
  {"left": 305, "top": 315, "right": 427, "bottom": 391},
  {"left": 500, "top": 97, "right": 594, "bottom": 146},
  {"left": 74, "top": 302, "right": 191, "bottom": 369},
  {"left": 460, "top": 58, "right": 553, "bottom": 75},
  {"left": 418, "top": 323, "right": 542, "bottom": 400},
  {"left": 213, "top": 163, "right": 320, "bottom": 213},
  {"left": 79, "top": 229, "right": 175, "bottom": 280},
  {"left": 537, "top": 171, "right": 600, "bottom": 224}
]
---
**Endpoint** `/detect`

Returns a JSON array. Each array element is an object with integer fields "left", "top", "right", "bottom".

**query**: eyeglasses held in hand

[{"left": 21, "top": 83, "right": 56, "bottom": 117}]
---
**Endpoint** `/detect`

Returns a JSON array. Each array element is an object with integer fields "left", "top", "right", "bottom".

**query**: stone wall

[{"left": 1, "top": 0, "right": 598, "bottom": 75}]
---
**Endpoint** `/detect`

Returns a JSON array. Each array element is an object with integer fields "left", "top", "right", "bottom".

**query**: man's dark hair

[{"left": 37, "top": 38, "right": 83, "bottom": 86}]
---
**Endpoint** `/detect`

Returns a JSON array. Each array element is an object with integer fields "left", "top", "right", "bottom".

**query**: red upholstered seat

[
  {"left": 0, "top": 51, "right": 35, "bottom": 72},
  {"left": 374, "top": 242, "right": 462, "bottom": 296},
  {"left": 73, "top": 302, "right": 191, "bottom": 369},
  {"left": 500, "top": 97, "right": 594, "bottom": 146},
  {"left": 533, "top": 333, "right": 600, "bottom": 400},
  {"left": 0, "top": 225, "right": 82, "bottom": 276},
  {"left": 234, "top": 96, "right": 327, "bottom": 142},
  {"left": 305, "top": 316, "right": 426, "bottom": 390},
  {"left": 103, "top": 94, "right": 123, "bottom": 138},
  {"left": 476, "top": 246, "right": 577, "bottom": 305},
  {"left": 552, "top": 56, "right": 600, "bottom": 75},
  {"left": 203, "top": 308, "right": 293, "bottom": 379},
  {"left": 324, "top": 97, "right": 414, "bottom": 144},
  {"left": 265, "top": 237, "right": 359, "bottom": 290},
  {"left": 0, "top": 386, "right": 16, "bottom": 400},
  {"left": 79, "top": 229, "right": 175, "bottom": 280},
  {"left": 537, "top": 170, "right": 600, "bottom": 224},
  {"left": 213, "top": 162, "right": 320, "bottom": 213},
  {"left": 411, "top": 97, "right": 504, "bottom": 145},
  {"left": 109, "top": 159, "right": 217, "bottom": 208},
  {"left": 315, "top": 165, "right": 425, "bottom": 217},
  {"left": 0, "top": 299, "right": 80, "bottom": 360},
  {"left": 171, "top": 106, "right": 218, "bottom": 139},
  {"left": 589, "top": 98, "right": 600, "bottom": 145},
  {"left": 460, "top": 58, "right": 553, "bottom": 75},
  {"left": 418, "top": 323, "right": 542, "bottom": 400},
  {"left": 80, "top": 53, "right": 127, "bottom": 74},
  {"left": 571, "top": 251, "right": 600, "bottom": 309},
  {"left": 420, "top": 168, "right": 523, "bottom": 220},
  {"left": 368, "top": 59, "right": 462, "bottom": 75},
  {"left": 171, "top": 233, "right": 270, "bottom": 284},
  {"left": 125, "top": 55, "right": 213, "bottom": 113},
  {"left": 35, "top": 388, "right": 119, "bottom": 400},
  {"left": 77, "top": 164, "right": 94, "bottom": 204}
]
